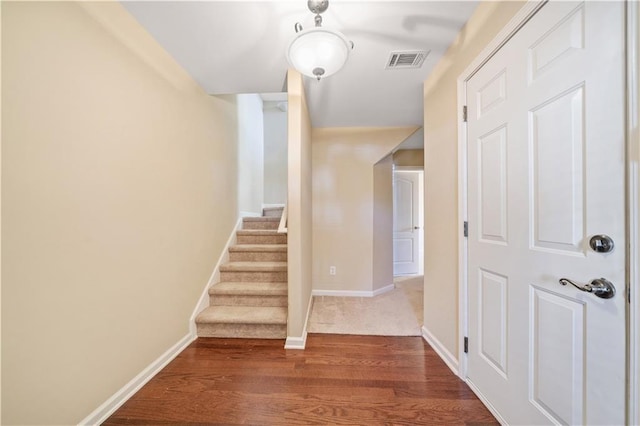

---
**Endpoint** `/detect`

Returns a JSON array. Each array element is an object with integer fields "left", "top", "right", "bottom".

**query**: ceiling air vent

[{"left": 386, "top": 50, "right": 429, "bottom": 69}]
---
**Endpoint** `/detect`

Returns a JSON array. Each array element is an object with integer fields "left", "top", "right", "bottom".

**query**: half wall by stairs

[{"left": 196, "top": 208, "right": 287, "bottom": 339}]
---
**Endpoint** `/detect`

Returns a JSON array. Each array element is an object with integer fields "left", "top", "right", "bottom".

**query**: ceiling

[{"left": 122, "top": 1, "right": 478, "bottom": 130}]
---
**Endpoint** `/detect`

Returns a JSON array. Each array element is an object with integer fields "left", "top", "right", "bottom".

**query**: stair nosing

[
  {"left": 229, "top": 244, "right": 287, "bottom": 252},
  {"left": 209, "top": 281, "right": 288, "bottom": 295},
  {"left": 236, "top": 229, "right": 284, "bottom": 235},
  {"left": 196, "top": 306, "right": 287, "bottom": 325},
  {"left": 220, "top": 262, "right": 287, "bottom": 272}
]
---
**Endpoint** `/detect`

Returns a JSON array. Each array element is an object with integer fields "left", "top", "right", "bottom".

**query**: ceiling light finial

[
  {"left": 287, "top": 0, "right": 353, "bottom": 81},
  {"left": 307, "top": 0, "right": 329, "bottom": 15}
]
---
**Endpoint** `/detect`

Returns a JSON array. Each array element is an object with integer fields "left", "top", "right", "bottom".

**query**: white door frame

[
  {"left": 627, "top": 2, "right": 639, "bottom": 424},
  {"left": 455, "top": 1, "right": 639, "bottom": 423}
]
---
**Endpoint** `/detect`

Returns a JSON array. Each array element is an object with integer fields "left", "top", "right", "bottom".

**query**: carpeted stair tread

[
  {"left": 243, "top": 217, "right": 280, "bottom": 223},
  {"left": 220, "top": 262, "right": 287, "bottom": 272},
  {"left": 209, "top": 281, "right": 287, "bottom": 296},
  {"left": 229, "top": 244, "right": 287, "bottom": 262},
  {"left": 236, "top": 229, "right": 287, "bottom": 245},
  {"left": 242, "top": 216, "right": 280, "bottom": 230},
  {"left": 229, "top": 244, "right": 287, "bottom": 253},
  {"left": 263, "top": 207, "right": 284, "bottom": 217},
  {"left": 236, "top": 229, "right": 282, "bottom": 236},
  {"left": 196, "top": 306, "right": 287, "bottom": 325}
]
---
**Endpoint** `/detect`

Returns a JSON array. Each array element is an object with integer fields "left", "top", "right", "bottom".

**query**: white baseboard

[
  {"left": 421, "top": 326, "right": 459, "bottom": 376},
  {"left": 284, "top": 334, "right": 307, "bottom": 349},
  {"left": 312, "top": 284, "right": 394, "bottom": 298},
  {"left": 189, "top": 217, "right": 243, "bottom": 336},
  {"left": 372, "top": 283, "right": 395, "bottom": 296},
  {"left": 285, "top": 294, "right": 313, "bottom": 350},
  {"left": 262, "top": 203, "right": 285, "bottom": 209},
  {"left": 78, "top": 333, "right": 195, "bottom": 426},
  {"left": 466, "top": 379, "right": 508, "bottom": 425}
]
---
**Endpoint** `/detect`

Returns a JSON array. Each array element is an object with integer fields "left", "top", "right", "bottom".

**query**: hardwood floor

[{"left": 104, "top": 334, "right": 497, "bottom": 425}]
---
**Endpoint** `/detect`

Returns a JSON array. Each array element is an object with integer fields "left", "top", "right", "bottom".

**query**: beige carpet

[{"left": 307, "top": 275, "right": 423, "bottom": 336}]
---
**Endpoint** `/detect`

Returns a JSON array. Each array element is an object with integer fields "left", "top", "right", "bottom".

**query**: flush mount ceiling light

[{"left": 287, "top": 0, "right": 354, "bottom": 81}]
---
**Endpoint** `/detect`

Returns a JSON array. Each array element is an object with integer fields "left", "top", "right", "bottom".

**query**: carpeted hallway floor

[{"left": 307, "top": 275, "right": 424, "bottom": 336}]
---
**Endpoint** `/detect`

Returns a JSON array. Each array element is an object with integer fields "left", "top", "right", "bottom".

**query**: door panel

[
  {"left": 478, "top": 126, "right": 508, "bottom": 244},
  {"left": 530, "top": 85, "right": 585, "bottom": 253},
  {"left": 466, "top": 2, "right": 625, "bottom": 424},
  {"left": 528, "top": 5, "right": 584, "bottom": 81},
  {"left": 478, "top": 69, "right": 507, "bottom": 116},
  {"left": 478, "top": 269, "right": 508, "bottom": 378},
  {"left": 530, "top": 287, "right": 586, "bottom": 425}
]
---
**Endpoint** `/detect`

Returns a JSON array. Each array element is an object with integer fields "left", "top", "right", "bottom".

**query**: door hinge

[
  {"left": 464, "top": 336, "right": 469, "bottom": 354},
  {"left": 628, "top": 286, "right": 631, "bottom": 304},
  {"left": 462, "top": 105, "right": 468, "bottom": 122},
  {"left": 463, "top": 221, "right": 468, "bottom": 238}
]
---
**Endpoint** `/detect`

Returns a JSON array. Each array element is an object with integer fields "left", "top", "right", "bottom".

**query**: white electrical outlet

[{"left": 329, "top": 266, "right": 336, "bottom": 275}]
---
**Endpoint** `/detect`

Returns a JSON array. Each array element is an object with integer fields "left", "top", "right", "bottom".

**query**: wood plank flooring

[{"left": 104, "top": 334, "right": 497, "bottom": 425}]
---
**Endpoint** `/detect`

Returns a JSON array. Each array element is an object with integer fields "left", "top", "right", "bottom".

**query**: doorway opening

[
  {"left": 393, "top": 168, "right": 424, "bottom": 277},
  {"left": 236, "top": 92, "right": 288, "bottom": 217}
]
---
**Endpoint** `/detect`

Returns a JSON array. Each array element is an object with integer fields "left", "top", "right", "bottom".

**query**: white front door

[
  {"left": 393, "top": 170, "right": 421, "bottom": 275},
  {"left": 466, "top": 2, "right": 626, "bottom": 424}
]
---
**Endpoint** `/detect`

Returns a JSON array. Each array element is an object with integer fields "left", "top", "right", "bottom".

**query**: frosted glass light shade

[{"left": 287, "top": 27, "right": 351, "bottom": 79}]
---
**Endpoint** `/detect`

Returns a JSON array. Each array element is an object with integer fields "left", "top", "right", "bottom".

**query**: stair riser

[
  {"left": 229, "top": 252, "right": 287, "bottom": 262},
  {"left": 242, "top": 221, "right": 279, "bottom": 230},
  {"left": 209, "top": 295, "right": 287, "bottom": 307},
  {"left": 220, "top": 271, "right": 287, "bottom": 282},
  {"left": 197, "top": 323, "right": 286, "bottom": 339},
  {"left": 263, "top": 209, "right": 284, "bottom": 218},
  {"left": 237, "top": 235, "right": 287, "bottom": 244}
]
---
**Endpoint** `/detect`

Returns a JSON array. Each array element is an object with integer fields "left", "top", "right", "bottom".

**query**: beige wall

[
  {"left": 393, "top": 149, "right": 424, "bottom": 167},
  {"left": 312, "top": 127, "right": 417, "bottom": 292},
  {"left": 286, "top": 70, "right": 313, "bottom": 339},
  {"left": 2, "top": 2, "right": 239, "bottom": 424},
  {"left": 422, "top": 1, "right": 526, "bottom": 358},
  {"left": 372, "top": 155, "right": 395, "bottom": 291}
]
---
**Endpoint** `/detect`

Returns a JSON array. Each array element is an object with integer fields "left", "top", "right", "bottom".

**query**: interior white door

[
  {"left": 466, "top": 2, "right": 626, "bottom": 425},
  {"left": 393, "top": 171, "right": 420, "bottom": 275}
]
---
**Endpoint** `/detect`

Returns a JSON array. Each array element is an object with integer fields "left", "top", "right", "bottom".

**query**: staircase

[{"left": 196, "top": 207, "right": 287, "bottom": 339}]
